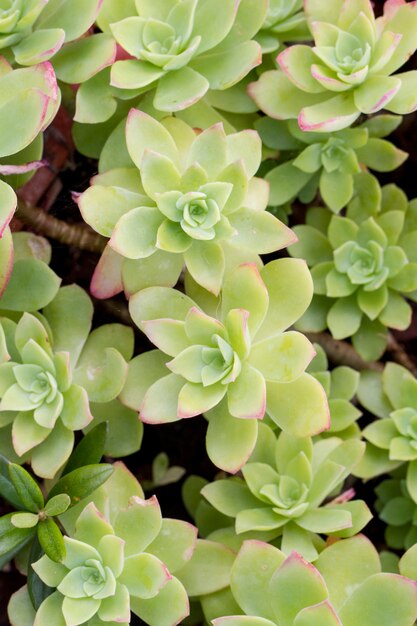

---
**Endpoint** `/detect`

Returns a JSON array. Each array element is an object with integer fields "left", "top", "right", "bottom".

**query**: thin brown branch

[
  {"left": 15, "top": 201, "right": 106, "bottom": 253},
  {"left": 306, "top": 332, "right": 383, "bottom": 372},
  {"left": 387, "top": 333, "right": 417, "bottom": 378}
]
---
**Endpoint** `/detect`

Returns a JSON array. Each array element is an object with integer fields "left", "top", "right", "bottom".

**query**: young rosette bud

[
  {"left": 0, "top": 285, "right": 134, "bottom": 478},
  {"left": 120, "top": 260, "right": 329, "bottom": 473},
  {"left": 202, "top": 427, "right": 369, "bottom": 561},
  {"left": 257, "top": 115, "right": 407, "bottom": 212},
  {"left": 256, "top": 0, "right": 310, "bottom": 54},
  {"left": 205, "top": 537, "right": 417, "bottom": 626},
  {"left": 250, "top": 0, "right": 417, "bottom": 132},
  {"left": 356, "top": 363, "right": 417, "bottom": 497},
  {"left": 79, "top": 113, "right": 295, "bottom": 298},
  {"left": 100, "top": 0, "right": 265, "bottom": 112},
  {"left": 8, "top": 496, "right": 194, "bottom": 625},
  {"left": 290, "top": 181, "right": 417, "bottom": 361}
]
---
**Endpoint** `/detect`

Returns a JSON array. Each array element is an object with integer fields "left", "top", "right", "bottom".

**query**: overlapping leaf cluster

[{"left": 2, "top": 0, "right": 417, "bottom": 625}]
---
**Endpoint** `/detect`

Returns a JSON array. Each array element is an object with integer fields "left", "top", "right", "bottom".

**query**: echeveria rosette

[
  {"left": 290, "top": 183, "right": 417, "bottom": 360},
  {"left": 80, "top": 112, "right": 295, "bottom": 298},
  {"left": 307, "top": 344, "right": 361, "bottom": 438},
  {"left": 202, "top": 428, "right": 369, "bottom": 561},
  {"left": 256, "top": 0, "right": 310, "bottom": 54},
  {"left": 0, "top": 285, "right": 134, "bottom": 478},
  {"left": 257, "top": 115, "right": 407, "bottom": 212},
  {"left": 374, "top": 473, "right": 417, "bottom": 551},
  {"left": 355, "top": 363, "right": 417, "bottom": 502},
  {"left": 120, "top": 260, "right": 330, "bottom": 473},
  {"left": 249, "top": 0, "right": 417, "bottom": 132},
  {"left": 203, "top": 537, "right": 417, "bottom": 626},
  {"left": 8, "top": 492, "right": 195, "bottom": 626},
  {"left": 0, "top": 0, "right": 112, "bottom": 79},
  {"left": 99, "top": 0, "right": 265, "bottom": 113}
]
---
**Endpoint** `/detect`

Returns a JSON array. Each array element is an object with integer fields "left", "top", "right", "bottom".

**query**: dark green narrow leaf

[
  {"left": 62, "top": 423, "right": 108, "bottom": 475},
  {"left": 37, "top": 519, "right": 65, "bottom": 563},
  {"left": 0, "top": 455, "right": 23, "bottom": 509},
  {"left": 8, "top": 464, "right": 44, "bottom": 513},
  {"left": 47, "top": 463, "right": 114, "bottom": 506},
  {"left": 27, "top": 537, "right": 54, "bottom": 611},
  {"left": 0, "top": 513, "right": 36, "bottom": 567}
]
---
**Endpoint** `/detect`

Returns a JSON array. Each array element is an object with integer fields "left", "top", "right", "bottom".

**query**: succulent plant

[
  {"left": 1, "top": 229, "right": 60, "bottom": 313},
  {"left": 0, "top": 0, "right": 111, "bottom": 74},
  {"left": 0, "top": 445, "right": 114, "bottom": 567},
  {"left": 9, "top": 499, "right": 193, "bottom": 626},
  {"left": 120, "top": 260, "right": 330, "bottom": 472},
  {"left": 202, "top": 537, "right": 417, "bottom": 626},
  {"left": 256, "top": 0, "right": 310, "bottom": 54},
  {"left": 77, "top": 0, "right": 266, "bottom": 117},
  {"left": 290, "top": 180, "right": 417, "bottom": 360},
  {"left": 374, "top": 471, "right": 417, "bottom": 551},
  {"left": 355, "top": 363, "right": 417, "bottom": 498},
  {"left": 202, "top": 426, "right": 370, "bottom": 560},
  {"left": 250, "top": 0, "right": 417, "bottom": 132},
  {"left": 0, "top": 284, "right": 134, "bottom": 477},
  {"left": 0, "top": 58, "right": 60, "bottom": 298},
  {"left": 0, "top": 0, "right": 47, "bottom": 51},
  {"left": 0, "top": 60, "right": 56, "bottom": 154},
  {"left": 307, "top": 344, "right": 361, "bottom": 438},
  {"left": 8, "top": 463, "right": 196, "bottom": 626},
  {"left": 79, "top": 111, "right": 295, "bottom": 297},
  {"left": 256, "top": 115, "right": 407, "bottom": 212}
]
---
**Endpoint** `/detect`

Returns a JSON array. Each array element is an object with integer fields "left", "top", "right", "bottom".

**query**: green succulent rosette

[
  {"left": 8, "top": 464, "right": 196, "bottom": 626},
  {"left": 0, "top": 0, "right": 115, "bottom": 83},
  {"left": 250, "top": 0, "right": 417, "bottom": 132},
  {"left": 307, "top": 344, "right": 361, "bottom": 438},
  {"left": 120, "top": 260, "right": 330, "bottom": 473},
  {"left": 198, "top": 537, "right": 417, "bottom": 626},
  {"left": 257, "top": 115, "right": 407, "bottom": 212},
  {"left": 374, "top": 472, "right": 417, "bottom": 551},
  {"left": 290, "top": 180, "right": 417, "bottom": 360},
  {"left": 202, "top": 426, "right": 369, "bottom": 561},
  {"left": 79, "top": 112, "right": 295, "bottom": 298},
  {"left": 0, "top": 285, "right": 134, "bottom": 478},
  {"left": 76, "top": 0, "right": 265, "bottom": 118},
  {"left": 354, "top": 362, "right": 417, "bottom": 494},
  {"left": 256, "top": 0, "right": 310, "bottom": 54}
]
